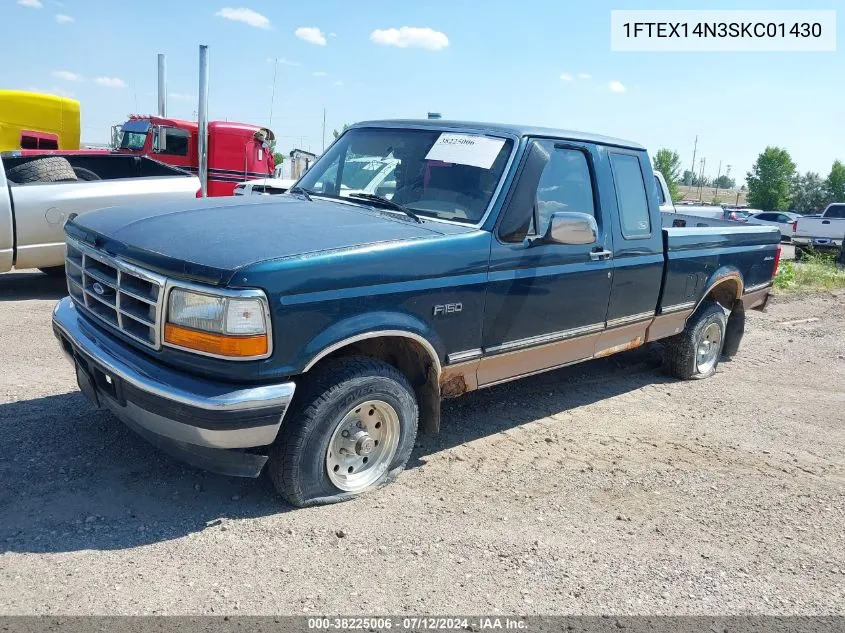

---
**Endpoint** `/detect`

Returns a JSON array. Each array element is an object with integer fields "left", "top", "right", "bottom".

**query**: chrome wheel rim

[
  {"left": 696, "top": 322, "right": 722, "bottom": 373},
  {"left": 326, "top": 399, "right": 400, "bottom": 493}
]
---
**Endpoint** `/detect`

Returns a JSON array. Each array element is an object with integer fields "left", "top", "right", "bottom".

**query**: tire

[
  {"left": 6, "top": 157, "right": 77, "bottom": 184},
  {"left": 794, "top": 247, "right": 804, "bottom": 261},
  {"left": 72, "top": 166, "right": 101, "bottom": 181},
  {"left": 663, "top": 301, "right": 727, "bottom": 380},
  {"left": 268, "top": 356, "right": 419, "bottom": 507},
  {"left": 39, "top": 266, "right": 66, "bottom": 277}
]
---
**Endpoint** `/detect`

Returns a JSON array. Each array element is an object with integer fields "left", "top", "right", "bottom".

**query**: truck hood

[{"left": 65, "top": 196, "right": 446, "bottom": 284}]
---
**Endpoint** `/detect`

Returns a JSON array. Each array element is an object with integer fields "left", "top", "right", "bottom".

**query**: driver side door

[{"left": 478, "top": 139, "right": 613, "bottom": 385}]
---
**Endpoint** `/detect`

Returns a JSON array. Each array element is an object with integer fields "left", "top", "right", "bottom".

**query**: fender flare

[
  {"left": 300, "top": 311, "right": 444, "bottom": 375},
  {"left": 690, "top": 267, "right": 744, "bottom": 317}
]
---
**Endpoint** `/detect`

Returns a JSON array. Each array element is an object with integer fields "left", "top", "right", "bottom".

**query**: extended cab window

[
  {"left": 298, "top": 127, "right": 513, "bottom": 224},
  {"left": 610, "top": 153, "right": 651, "bottom": 238}
]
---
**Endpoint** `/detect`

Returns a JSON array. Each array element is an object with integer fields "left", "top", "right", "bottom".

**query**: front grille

[{"left": 65, "top": 239, "right": 166, "bottom": 349}]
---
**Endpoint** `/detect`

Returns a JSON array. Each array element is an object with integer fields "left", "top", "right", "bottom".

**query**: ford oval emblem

[{"left": 92, "top": 282, "right": 105, "bottom": 296}]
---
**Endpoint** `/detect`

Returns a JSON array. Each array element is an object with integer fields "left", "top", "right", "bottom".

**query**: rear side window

[
  {"left": 826, "top": 204, "right": 845, "bottom": 218},
  {"left": 610, "top": 153, "right": 651, "bottom": 238}
]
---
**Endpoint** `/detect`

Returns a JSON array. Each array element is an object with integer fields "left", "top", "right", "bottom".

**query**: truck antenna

[{"left": 269, "top": 58, "right": 278, "bottom": 131}]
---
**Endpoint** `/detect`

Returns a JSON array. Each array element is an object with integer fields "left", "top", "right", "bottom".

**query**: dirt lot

[{"left": 0, "top": 270, "right": 843, "bottom": 615}]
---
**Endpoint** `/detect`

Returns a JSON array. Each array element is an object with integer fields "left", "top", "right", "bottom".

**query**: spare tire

[
  {"left": 72, "top": 166, "right": 101, "bottom": 181},
  {"left": 7, "top": 157, "right": 77, "bottom": 184}
]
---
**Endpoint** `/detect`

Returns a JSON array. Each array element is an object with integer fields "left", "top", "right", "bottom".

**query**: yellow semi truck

[{"left": 0, "top": 90, "right": 80, "bottom": 151}]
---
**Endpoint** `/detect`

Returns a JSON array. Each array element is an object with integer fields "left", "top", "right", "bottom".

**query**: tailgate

[
  {"left": 795, "top": 217, "right": 845, "bottom": 240},
  {"left": 0, "top": 158, "right": 13, "bottom": 270}
]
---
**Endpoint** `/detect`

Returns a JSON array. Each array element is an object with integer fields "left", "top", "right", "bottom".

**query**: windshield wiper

[
  {"left": 288, "top": 185, "right": 313, "bottom": 201},
  {"left": 347, "top": 193, "right": 422, "bottom": 223}
]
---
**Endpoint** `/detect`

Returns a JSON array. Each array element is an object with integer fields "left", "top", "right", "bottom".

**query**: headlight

[{"left": 164, "top": 287, "right": 270, "bottom": 359}]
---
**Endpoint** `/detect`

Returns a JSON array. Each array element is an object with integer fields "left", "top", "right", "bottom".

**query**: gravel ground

[{"left": 0, "top": 270, "right": 842, "bottom": 615}]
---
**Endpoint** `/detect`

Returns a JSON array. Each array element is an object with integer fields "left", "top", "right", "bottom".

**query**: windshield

[
  {"left": 120, "top": 131, "right": 147, "bottom": 151},
  {"left": 297, "top": 127, "right": 514, "bottom": 224}
]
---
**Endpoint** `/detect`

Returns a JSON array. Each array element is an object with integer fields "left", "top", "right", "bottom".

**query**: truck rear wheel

[
  {"left": 268, "top": 356, "right": 418, "bottom": 507},
  {"left": 663, "top": 302, "right": 727, "bottom": 380},
  {"left": 6, "top": 157, "right": 77, "bottom": 184}
]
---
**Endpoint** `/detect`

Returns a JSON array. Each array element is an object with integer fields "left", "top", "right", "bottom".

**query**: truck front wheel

[
  {"left": 663, "top": 302, "right": 727, "bottom": 380},
  {"left": 268, "top": 356, "right": 419, "bottom": 507}
]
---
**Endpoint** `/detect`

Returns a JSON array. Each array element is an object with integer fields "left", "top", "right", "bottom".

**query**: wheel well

[
  {"left": 702, "top": 277, "right": 742, "bottom": 311},
  {"left": 308, "top": 336, "right": 441, "bottom": 435}
]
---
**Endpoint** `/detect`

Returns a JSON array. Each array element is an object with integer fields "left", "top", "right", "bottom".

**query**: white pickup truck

[
  {"left": 793, "top": 203, "right": 845, "bottom": 256},
  {"left": 653, "top": 171, "right": 725, "bottom": 220},
  {"left": 1, "top": 153, "right": 200, "bottom": 275}
]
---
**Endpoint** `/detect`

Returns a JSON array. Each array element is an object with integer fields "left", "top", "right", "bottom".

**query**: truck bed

[
  {"left": 659, "top": 212, "right": 780, "bottom": 313},
  {"left": 0, "top": 153, "right": 200, "bottom": 272}
]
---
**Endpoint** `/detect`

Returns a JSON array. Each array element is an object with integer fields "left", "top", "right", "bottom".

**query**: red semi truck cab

[{"left": 116, "top": 116, "right": 275, "bottom": 197}]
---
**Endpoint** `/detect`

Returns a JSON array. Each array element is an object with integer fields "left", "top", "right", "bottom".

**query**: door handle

[{"left": 590, "top": 249, "right": 613, "bottom": 261}]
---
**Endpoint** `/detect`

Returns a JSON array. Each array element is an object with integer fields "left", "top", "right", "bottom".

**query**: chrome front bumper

[{"left": 52, "top": 297, "right": 295, "bottom": 477}]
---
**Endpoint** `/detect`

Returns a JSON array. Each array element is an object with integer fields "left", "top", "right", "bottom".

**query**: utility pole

[
  {"left": 714, "top": 160, "right": 722, "bottom": 201},
  {"left": 322, "top": 108, "right": 326, "bottom": 154},
  {"left": 697, "top": 157, "right": 706, "bottom": 201},
  {"left": 689, "top": 135, "right": 698, "bottom": 186}
]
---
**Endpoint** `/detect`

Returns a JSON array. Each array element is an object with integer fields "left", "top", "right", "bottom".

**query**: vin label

[{"left": 611, "top": 10, "right": 836, "bottom": 51}]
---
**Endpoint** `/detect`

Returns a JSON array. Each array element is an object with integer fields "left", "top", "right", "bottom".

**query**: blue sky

[{"left": 1, "top": 0, "right": 842, "bottom": 184}]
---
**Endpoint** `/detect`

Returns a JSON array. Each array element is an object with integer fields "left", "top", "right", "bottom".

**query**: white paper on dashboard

[{"left": 424, "top": 133, "right": 506, "bottom": 169}]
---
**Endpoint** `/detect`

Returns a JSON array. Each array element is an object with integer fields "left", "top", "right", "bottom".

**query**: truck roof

[
  {"left": 127, "top": 116, "right": 273, "bottom": 137},
  {"left": 352, "top": 119, "right": 644, "bottom": 151}
]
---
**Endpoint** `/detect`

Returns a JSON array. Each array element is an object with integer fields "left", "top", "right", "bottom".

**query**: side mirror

[{"left": 543, "top": 212, "right": 598, "bottom": 245}]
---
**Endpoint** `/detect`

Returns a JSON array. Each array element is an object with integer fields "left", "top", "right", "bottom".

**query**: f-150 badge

[{"left": 433, "top": 303, "right": 462, "bottom": 316}]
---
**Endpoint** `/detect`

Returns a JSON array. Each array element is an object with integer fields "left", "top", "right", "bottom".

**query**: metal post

[
  {"left": 268, "top": 58, "right": 278, "bottom": 130},
  {"left": 157, "top": 54, "right": 167, "bottom": 117},
  {"left": 198, "top": 45, "right": 210, "bottom": 198},
  {"left": 714, "top": 160, "right": 722, "bottom": 202},
  {"left": 689, "top": 135, "right": 698, "bottom": 186},
  {"left": 697, "top": 158, "right": 706, "bottom": 201}
]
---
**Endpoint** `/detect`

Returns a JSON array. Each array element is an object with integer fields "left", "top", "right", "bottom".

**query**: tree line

[
  {"left": 746, "top": 148, "right": 844, "bottom": 212},
  {"left": 651, "top": 149, "right": 736, "bottom": 203},
  {"left": 653, "top": 145, "right": 845, "bottom": 212}
]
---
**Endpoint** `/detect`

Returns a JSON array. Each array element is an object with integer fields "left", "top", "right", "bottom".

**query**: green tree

[
  {"left": 332, "top": 123, "right": 350, "bottom": 139},
  {"left": 268, "top": 140, "right": 284, "bottom": 166},
  {"left": 790, "top": 172, "right": 829, "bottom": 213},
  {"left": 681, "top": 169, "right": 713, "bottom": 187},
  {"left": 746, "top": 146, "right": 796, "bottom": 211},
  {"left": 825, "top": 160, "right": 845, "bottom": 201},
  {"left": 713, "top": 175, "right": 736, "bottom": 189},
  {"left": 652, "top": 148, "right": 682, "bottom": 201}
]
